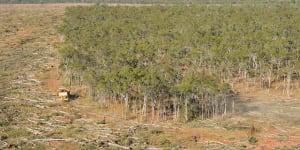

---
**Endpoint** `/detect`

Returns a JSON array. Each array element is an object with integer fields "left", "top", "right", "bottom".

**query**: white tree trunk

[
  {"left": 124, "top": 93, "right": 129, "bottom": 119},
  {"left": 185, "top": 97, "right": 188, "bottom": 121},
  {"left": 173, "top": 95, "right": 177, "bottom": 121},
  {"left": 142, "top": 92, "right": 148, "bottom": 119}
]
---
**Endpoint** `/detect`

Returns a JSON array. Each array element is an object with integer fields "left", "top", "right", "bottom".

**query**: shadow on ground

[{"left": 69, "top": 93, "right": 80, "bottom": 101}]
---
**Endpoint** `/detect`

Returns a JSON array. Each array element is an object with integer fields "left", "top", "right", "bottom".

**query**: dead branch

[
  {"left": 34, "top": 104, "right": 46, "bottom": 109},
  {"left": 28, "top": 79, "right": 41, "bottom": 84},
  {"left": 44, "top": 121, "right": 67, "bottom": 128},
  {"left": 0, "top": 96, "right": 19, "bottom": 100},
  {"left": 146, "top": 148, "right": 162, "bottom": 150},
  {"left": 107, "top": 142, "right": 131, "bottom": 150},
  {"left": 24, "top": 98, "right": 39, "bottom": 103},
  {"left": 129, "top": 137, "right": 139, "bottom": 140},
  {"left": 37, "top": 98, "right": 55, "bottom": 102},
  {"left": 272, "top": 125, "right": 287, "bottom": 132},
  {"left": 58, "top": 110, "right": 68, "bottom": 114},
  {"left": 25, "top": 127, "right": 42, "bottom": 135},
  {"left": 32, "top": 138, "right": 73, "bottom": 142},
  {"left": 206, "top": 141, "right": 237, "bottom": 150}
]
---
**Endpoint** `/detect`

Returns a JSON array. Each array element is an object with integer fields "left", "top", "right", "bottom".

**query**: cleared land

[{"left": 0, "top": 4, "right": 299, "bottom": 149}]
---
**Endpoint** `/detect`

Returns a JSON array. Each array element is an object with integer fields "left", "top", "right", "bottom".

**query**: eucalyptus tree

[{"left": 58, "top": 3, "right": 300, "bottom": 122}]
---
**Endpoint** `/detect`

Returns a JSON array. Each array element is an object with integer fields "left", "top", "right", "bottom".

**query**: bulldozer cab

[{"left": 58, "top": 87, "right": 70, "bottom": 102}]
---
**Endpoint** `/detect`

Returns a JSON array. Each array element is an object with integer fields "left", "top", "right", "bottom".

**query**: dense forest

[
  {"left": 58, "top": 4, "right": 300, "bottom": 122},
  {"left": 0, "top": 0, "right": 299, "bottom": 4}
]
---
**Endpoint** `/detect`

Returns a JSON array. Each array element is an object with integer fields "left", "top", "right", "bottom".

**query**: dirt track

[{"left": 235, "top": 94, "right": 300, "bottom": 149}]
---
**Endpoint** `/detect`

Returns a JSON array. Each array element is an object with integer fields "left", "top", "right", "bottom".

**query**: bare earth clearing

[{"left": 0, "top": 4, "right": 299, "bottom": 149}]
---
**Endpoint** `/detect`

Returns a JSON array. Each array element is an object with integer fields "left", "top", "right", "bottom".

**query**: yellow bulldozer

[{"left": 58, "top": 87, "right": 70, "bottom": 102}]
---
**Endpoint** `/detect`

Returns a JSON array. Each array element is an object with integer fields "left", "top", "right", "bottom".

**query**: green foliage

[
  {"left": 150, "top": 129, "right": 163, "bottom": 134},
  {"left": 17, "top": 142, "right": 46, "bottom": 150},
  {"left": 52, "top": 112, "right": 64, "bottom": 116},
  {"left": 0, "top": 119, "right": 9, "bottom": 127},
  {"left": 97, "top": 119, "right": 106, "bottom": 124},
  {"left": 81, "top": 143, "right": 98, "bottom": 150},
  {"left": 8, "top": 129, "right": 31, "bottom": 138},
  {"left": 59, "top": 4, "right": 300, "bottom": 120},
  {"left": 248, "top": 136, "right": 258, "bottom": 145}
]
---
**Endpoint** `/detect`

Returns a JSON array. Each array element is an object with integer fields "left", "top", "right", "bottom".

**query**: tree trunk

[
  {"left": 201, "top": 102, "right": 204, "bottom": 120},
  {"left": 267, "top": 69, "right": 272, "bottom": 94},
  {"left": 223, "top": 95, "right": 227, "bottom": 119},
  {"left": 232, "top": 97, "right": 235, "bottom": 113},
  {"left": 142, "top": 92, "right": 148, "bottom": 120},
  {"left": 173, "top": 94, "right": 177, "bottom": 121},
  {"left": 124, "top": 93, "right": 129, "bottom": 119},
  {"left": 69, "top": 74, "right": 72, "bottom": 87},
  {"left": 112, "top": 93, "right": 117, "bottom": 115},
  {"left": 151, "top": 98, "right": 155, "bottom": 122},
  {"left": 185, "top": 97, "right": 188, "bottom": 121},
  {"left": 212, "top": 101, "right": 214, "bottom": 117},
  {"left": 244, "top": 70, "right": 248, "bottom": 90},
  {"left": 99, "top": 92, "right": 106, "bottom": 107},
  {"left": 79, "top": 75, "right": 83, "bottom": 86},
  {"left": 133, "top": 98, "right": 137, "bottom": 121},
  {"left": 216, "top": 99, "right": 219, "bottom": 117},
  {"left": 287, "top": 71, "right": 291, "bottom": 98},
  {"left": 178, "top": 94, "right": 182, "bottom": 120},
  {"left": 156, "top": 101, "right": 161, "bottom": 122},
  {"left": 177, "top": 104, "right": 180, "bottom": 120},
  {"left": 163, "top": 106, "right": 167, "bottom": 121},
  {"left": 260, "top": 73, "right": 264, "bottom": 89}
]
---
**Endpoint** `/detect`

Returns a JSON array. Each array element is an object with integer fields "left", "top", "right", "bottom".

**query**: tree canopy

[{"left": 58, "top": 4, "right": 300, "bottom": 121}]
